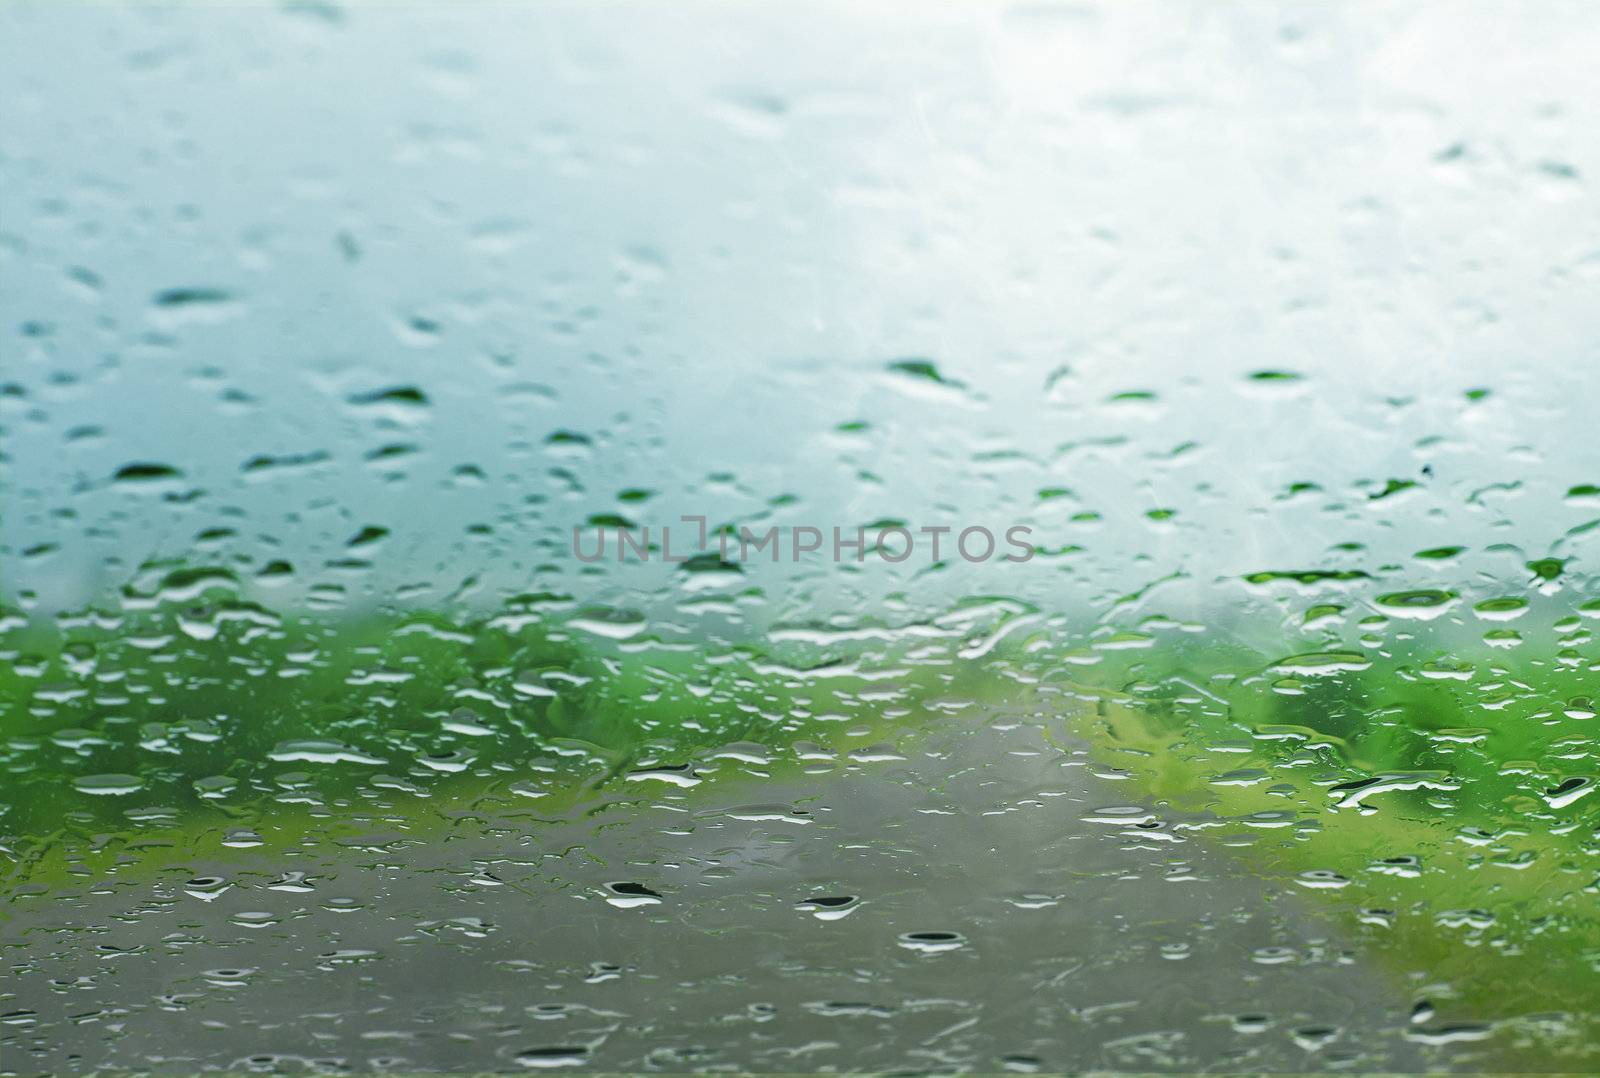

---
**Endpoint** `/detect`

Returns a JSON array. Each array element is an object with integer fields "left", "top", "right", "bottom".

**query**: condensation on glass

[{"left": 2, "top": 2, "right": 1598, "bottom": 1072}]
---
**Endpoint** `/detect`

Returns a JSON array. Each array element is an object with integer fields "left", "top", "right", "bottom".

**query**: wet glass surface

[{"left": 3, "top": 2, "right": 1600, "bottom": 1073}]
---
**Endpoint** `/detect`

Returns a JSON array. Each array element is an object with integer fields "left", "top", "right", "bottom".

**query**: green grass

[
  {"left": 1023, "top": 597, "right": 1600, "bottom": 1065},
  {"left": 0, "top": 571, "right": 1004, "bottom": 893}
]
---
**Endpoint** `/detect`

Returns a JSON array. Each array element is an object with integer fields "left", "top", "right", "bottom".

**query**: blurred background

[
  {"left": 5, "top": 1, "right": 1597, "bottom": 626},
  {"left": 4, "top": 3, "right": 1600, "bottom": 1073}
]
